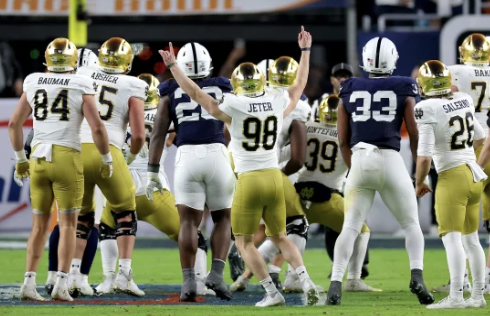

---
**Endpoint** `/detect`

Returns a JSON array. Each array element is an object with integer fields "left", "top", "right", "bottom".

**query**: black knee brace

[
  {"left": 197, "top": 230, "right": 208, "bottom": 253},
  {"left": 111, "top": 210, "right": 137, "bottom": 237},
  {"left": 76, "top": 213, "right": 95, "bottom": 240},
  {"left": 98, "top": 222, "right": 117, "bottom": 241},
  {"left": 286, "top": 215, "right": 309, "bottom": 240}
]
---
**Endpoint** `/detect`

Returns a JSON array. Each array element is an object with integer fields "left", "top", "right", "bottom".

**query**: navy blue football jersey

[
  {"left": 339, "top": 76, "right": 420, "bottom": 151},
  {"left": 159, "top": 77, "right": 232, "bottom": 147}
]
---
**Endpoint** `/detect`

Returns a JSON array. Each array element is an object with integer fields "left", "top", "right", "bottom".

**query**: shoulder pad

[
  {"left": 300, "top": 93, "right": 308, "bottom": 101},
  {"left": 202, "top": 77, "right": 233, "bottom": 92},
  {"left": 338, "top": 78, "right": 355, "bottom": 98},
  {"left": 158, "top": 80, "right": 179, "bottom": 97},
  {"left": 414, "top": 101, "right": 437, "bottom": 124},
  {"left": 393, "top": 76, "right": 420, "bottom": 98}
]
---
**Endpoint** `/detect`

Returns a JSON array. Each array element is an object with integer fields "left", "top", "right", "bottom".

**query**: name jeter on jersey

[{"left": 248, "top": 102, "right": 273, "bottom": 113}]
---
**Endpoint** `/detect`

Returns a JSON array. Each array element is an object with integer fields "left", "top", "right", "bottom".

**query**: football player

[
  {"left": 9, "top": 38, "right": 111, "bottom": 301},
  {"left": 159, "top": 26, "right": 320, "bottom": 307},
  {"left": 415, "top": 60, "right": 487, "bottom": 309},
  {"left": 148, "top": 42, "right": 236, "bottom": 302},
  {"left": 326, "top": 37, "right": 433, "bottom": 305},
  {"left": 74, "top": 37, "right": 147, "bottom": 296},
  {"left": 448, "top": 33, "right": 490, "bottom": 293}
]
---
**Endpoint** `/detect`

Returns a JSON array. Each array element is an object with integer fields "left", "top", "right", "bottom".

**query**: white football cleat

[
  {"left": 302, "top": 278, "right": 320, "bottom": 306},
  {"left": 465, "top": 297, "right": 487, "bottom": 308},
  {"left": 19, "top": 284, "right": 45, "bottom": 301},
  {"left": 51, "top": 281, "right": 74, "bottom": 301},
  {"left": 432, "top": 281, "right": 472, "bottom": 293},
  {"left": 95, "top": 273, "right": 116, "bottom": 294},
  {"left": 196, "top": 275, "right": 216, "bottom": 296},
  {"left": 229, "top": 275, "right": 249, "bottom": 292},
  {"left": 79, "top": 275, "right": 94, "bottom": 296},
  {"left": 282, "top": 271, "right": 302, "bottom": 293},
  {"left": 426, "top": 296, "right": 466, "bottom": 309},
  {"left": 114, "top": 269, "right": 145, "bottom": 297},
  {"left": 344, "top": 279, "right": 382, "bottom": 292},
  {"left": 255, "top": 291, "right": 285, "bottom": 307}
]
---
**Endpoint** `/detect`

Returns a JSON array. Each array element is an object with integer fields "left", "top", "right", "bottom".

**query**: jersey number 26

[{"left": 449, "top": 112, "right": 474, "bottom": 150}]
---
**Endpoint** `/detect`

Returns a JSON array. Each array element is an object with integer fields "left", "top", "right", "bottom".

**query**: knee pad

[
  {"left": 197, "top": 230, "right": 208, "bottom": 253},
  {"left": 286, "top": 215, "right": 309, "bottom": 241},
  {"left": 76, "top": 213, "right": 95, "bottom": 240},
  {"left": 99, "top": 222, "right": 117, "bottom": 241},
  {"left": 111, "top": 210, "right": 137, "bottom": 237}
]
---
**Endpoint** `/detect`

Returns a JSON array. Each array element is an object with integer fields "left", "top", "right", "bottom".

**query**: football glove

[
  {"left": 146, "top": 171, "right": 163, "bottom": 202},
  {"left": 101, "top": 152, "right": 113, "bottom": 179},
  {"left": 126, "top": 151, "right": 138, "bottom": 165},
  {"left": 14, "top": 150, "right": 30, "bottom": 187}
]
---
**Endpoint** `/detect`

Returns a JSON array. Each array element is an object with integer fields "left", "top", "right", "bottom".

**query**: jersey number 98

[
  {"left": 242, "top": 116, "right": 278, "bottom": 151},
  {"left": 449, "top": 112, "right": 474, "bottom": 150}
]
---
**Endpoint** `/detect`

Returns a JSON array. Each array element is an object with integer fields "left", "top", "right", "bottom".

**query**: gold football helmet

[
  {"left": 99, "top": 37, "right": 134, "bottom": 74},
  {"left": 417, "top": 60, "right": 452, "bottom": 97},
  {"left": 44, "top": 38, "right": 78, "bottom": 72},
  {"left": 459, "top": 33, "right": 490, "bottom": 67},
  {"left": 268, "top": 56, "right": 299, "bottom": 88},
  {"left": 318, "top": 94, "right": 340, "bottom": 124},
  {"left": 231, "top": 63, "right": 265, "bottom": 97},
  {"left": 137, "top": 73, "right": 160, "bottom": 110}
]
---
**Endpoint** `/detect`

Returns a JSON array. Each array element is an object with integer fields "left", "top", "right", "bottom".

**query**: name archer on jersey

[
  {"left": 306, "top": 125, "right": 338, "bottom": 138},
  {"left": 145, "top": 112, "right": 155, "bottom": 123},
  {"left": 474, "top": 69, "right": 490, "bottom": 77},
  {"left": 443, "top": 99, "right": 470, "bottom": 113},
  {"left": 37, "top": 77, "right": 70, "bottom": 85},
  {"left": 91, "top": 72, "right": 119, "bottom": 84},
  {"left": 248, "top": 102, "right": 273, "bottom": 113}
]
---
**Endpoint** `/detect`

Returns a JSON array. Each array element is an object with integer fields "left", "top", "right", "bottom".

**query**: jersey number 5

[
  {"left": 449, "top": 112, "right": 474, "bottom": 150},
  {"left": 33, "top": 89, "right": 69, "bottom": 121},
  {"left": 98, "top": 86, "right": 117, "bottom": 121},
  {"left": 350, "top": 91, "right": 397, "bottom": 122},
  {"left": 242, "top": 116, "right": 278, "bottom": 151}
]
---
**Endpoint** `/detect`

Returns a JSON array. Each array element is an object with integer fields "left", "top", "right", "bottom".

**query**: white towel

[
  {"left": 467, "top": 161, "right": 488, "bottom": 183},
  {"left": 31, "top": 144, "right": 53, "bottom": 162}
]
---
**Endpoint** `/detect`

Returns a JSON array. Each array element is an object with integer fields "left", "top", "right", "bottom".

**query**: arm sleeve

[
  {"left": 417, "top": 123, "right": 436, "bottom": 157},
  {"left": 77, "top": 78, "right": 97, "bottom": 95},
  {"left": 474, "top": 118, "right": 485, "bottom": 141},
  {"left": 130, "top": 79, "right": 149, "bottom": 100},
  {"left": 218, "top": 94, "right": 235, "bottom": 117}
]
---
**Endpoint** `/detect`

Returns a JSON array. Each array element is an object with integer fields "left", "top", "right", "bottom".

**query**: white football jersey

[
  {"left": 277, "top": 98, "right": 310, "bottom": 153},
  {"left": 297, "top": 121, "right": 348, "bottom": 190},
  {"left": 448, "top": 64, "right": 490, "bottom": 134},
  {"left": 24, "top": 72, "right": 96, "bottom": 151},
  {"left": 78, "top": 67, "right": 148, "bottom": 150},
  {"left": 219, "top": 89, "right": 290, "bottom": 174},
  {"left": 415, "top": 91, "right": 485, "bottom": 173}
]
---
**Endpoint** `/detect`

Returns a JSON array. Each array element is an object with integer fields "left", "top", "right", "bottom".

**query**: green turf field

[{"left": 0, "top": 248, "right": 489, "bottom": 315}]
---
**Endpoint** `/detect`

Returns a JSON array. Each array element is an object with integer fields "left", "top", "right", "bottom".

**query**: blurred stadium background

[{"left": 0, "top": 0, "right": 488, "bottom": 239}]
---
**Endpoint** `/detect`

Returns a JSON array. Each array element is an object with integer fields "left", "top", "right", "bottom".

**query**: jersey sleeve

[
  {"left": 218, "top": 93, "right": 237, "bottom": 117},
  {"left": 417, "top": 123, "right": 436, "bottom": 157},
  {"left": 129, "top": 78, "right": 149, "bottom": 100},
  {"left": 158, "top": 80, "right": 179, "bottom": 97},
  {"left": 289, "top": 100, "right": 310, "bottom": 123},
  {"left": 474, "top": 116, "right": 486, "bottom": 141},
  {"left": 73, "top": 76, "right": 97, "bottom": 95},
  {"left": 23, "top": 74, "right": 35, "bottom": 93},
  {"left": 338, "top": 78, "right": 353, "bottom": 99},
  {"left": 414, "top": 102, "right": 437, "bottom": 124},
  {"left": 398, "top": 77, "right": 420, "bottom": 98},
  {"left": 275, "top": 89, "right": 290, "bottom": 110}
]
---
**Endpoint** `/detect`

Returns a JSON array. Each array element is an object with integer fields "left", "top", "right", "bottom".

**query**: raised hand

[
  {"left": 298, "top": 26, "right": 312, "bottom": 49},
  {"left": 159, "top": 42, "right": 177, "bottom": 67}
]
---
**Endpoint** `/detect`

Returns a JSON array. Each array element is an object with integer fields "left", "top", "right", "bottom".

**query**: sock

[
  {"left": 331, "top": 227, "right": 359, "bottom": 282},
  {"left": 100, "top": 239, "right": 118, "bottom": 275},
  {"left": 194, "top": 248, "right": 207, "bottom": 280},
  {"left": 295, "top": 265, "right": 310, "bottom": 282},
  {"left": 286, "top": 233, "right": 307, "bottom": 275},
  {"left": 56, "top": 271, "right": 68, "bottom": 286},
  {"left": 268, "top": 264, "right": 281, "bottom": 274},
  {"left": 70, "top": 258, "right": 82, "bottom": 274},
  {"left": 258, "top": 239, "right": 280, "bottom": 264},
  {"left": 183, "top": 268, "right": 196, "bottom": 281},
  {"left": 260, "top": 276, "right": 277, "bottom": 294},
  {"left": 80, "top": 227, "right": 99, "bottom": 275},
  {"left": 485, "top": 266, "right": 490, "bottom": 284},
  {"left": 403, "top": 224, "right": 424, "bottom": 270},
  {"left": 210, "top": 259, "right": 225, "bottom": 276},
  {"left": 46, "top": 271, "right": 57, "bottom": 285},
  {"left": 48, "top": 225, "right": 60, "bottom": 272},
  {"left": 119, "top": 259, "right": 131, "bottom": 272},
  {"left": 347, "top": 232, "right": 370, "bottom": 280},
  {"left": 442, "top": 232, "right": 465, "bottom": 301},
  {"left": 24, "top": 272, "right": 36, "bottom": 286},
  {"left": 462, "top": 231, "right": 486, "bottom": 299}
]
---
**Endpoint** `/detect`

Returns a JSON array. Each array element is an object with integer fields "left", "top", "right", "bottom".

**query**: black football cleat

[
  {"left": 45, "top": 284, "right": 54, "bottom": 296},
  {"left": 270, "top": 272, "right": 282, "bottom": 290},
  {"left": 326, "top": 280, "right": 342, "bottom": 305},
  {"left": 409, "top": 269, "right": 434, "bottom": 305},
  {"left": 361, "top": 265, "right": 369, "bottom": 280},
  {"left": 180, "top": 278, "right": 197, "bottom": 302},
  {"left": 228, "top": 244, "right": 245, "bottom": 282}
]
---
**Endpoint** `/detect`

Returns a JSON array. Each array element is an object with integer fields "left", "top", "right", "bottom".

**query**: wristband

[
  {"left": 301, "top": 47, "right": 311, "bottom": 51},
  {"left": 148, "top": 163, "right": 160, "bottom": 173},
  {"left": 15, "top": 150, "right": 28, "bottom": 162},
  {"left": 102, "top": 152, "right": 113, "bottom": 164},
  {"left": 167, "top": 62, "right": 177, "bottom": 69}
]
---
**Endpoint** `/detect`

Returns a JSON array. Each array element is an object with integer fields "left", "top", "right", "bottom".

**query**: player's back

[
  {"left": 298, "top": 121, "right": 348, "bottom": 190},
  {"left": 448, "top": 64, "right": 490, "bottom": 131},
  {"left": 159, "top": 77, "right": 232, "bottom": 147},
  {"left": 24, "top": 72, "right": 94, "bottom": 151},
  {"left": 224, "top": 89, "right": 289, "bottom": 174},
  {"left": 79, "top": 67, "right": 148, "bottom": 149},
  {"left": 340, "top": 76, "right": 419, "bottom": 151},
  {"left": 415, "top": 91, "right": 479, "bottom": 173}
]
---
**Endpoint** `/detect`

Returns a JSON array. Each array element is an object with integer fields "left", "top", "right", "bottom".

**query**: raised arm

[
  {"left": 337, "top": 100, "right": 352, "bottom": 169},
  {"left": 159, "top": 44, "right": 231, "bottom": 125},
  {"left": 284, "top": 26, "right": 312, "bottom": 117}
]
